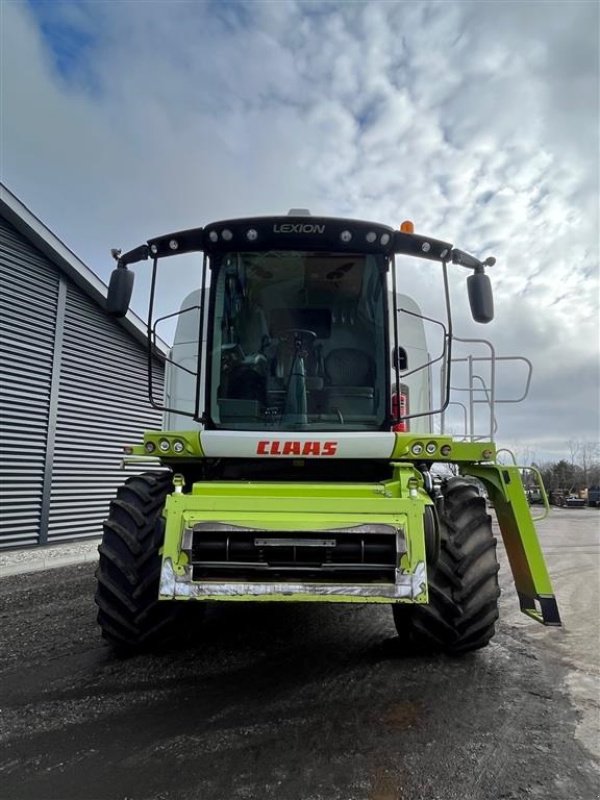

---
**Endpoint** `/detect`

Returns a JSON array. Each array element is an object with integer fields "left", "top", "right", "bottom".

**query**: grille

[{"left": 184, "top": 524, "right": 403, "bottom": 584}]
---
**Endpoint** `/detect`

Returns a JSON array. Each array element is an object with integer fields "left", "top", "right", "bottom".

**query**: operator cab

[{"left": 108, "top": 209, "right": 495, "bottom": 437}]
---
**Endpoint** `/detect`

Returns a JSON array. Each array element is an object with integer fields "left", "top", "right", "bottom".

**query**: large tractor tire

[
  {"left": 95, "top": 471, "right": 182, "bottom": 652},
  {"left": 393, "top": 477, "right": 500, "bottom": 654}
]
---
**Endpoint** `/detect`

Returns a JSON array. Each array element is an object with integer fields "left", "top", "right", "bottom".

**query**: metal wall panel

[
  {"left": 0, "top": 217, "right": 58, "bottom": 547},
  {"left": 0, "top": 213, "right": 165, "bottom": 548},
  {"left": 47, "top": 282, "right": 164, "bottom": 542}
]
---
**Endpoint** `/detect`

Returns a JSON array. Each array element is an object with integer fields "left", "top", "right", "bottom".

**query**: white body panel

[
  {"left": 393, "top": 293, "right": 432, "bottom": 434},
  {"left": 200, "top": 430, "right": 396, "bottom": 459},
  {"left": 164, "top": 290, "right": 205, "bottom": 432}
]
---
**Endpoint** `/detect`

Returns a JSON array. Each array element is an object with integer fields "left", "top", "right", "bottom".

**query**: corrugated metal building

[{"left": 0, "top": 184, "right": 165, "bottom": 549}]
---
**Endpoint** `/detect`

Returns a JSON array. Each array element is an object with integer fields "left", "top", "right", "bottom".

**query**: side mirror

[
  {"left": 467, "top": 272, "right": 494, "bottom": 323},
  {"left": 106, "top": 267, "right": 134, "bottom": 318}
]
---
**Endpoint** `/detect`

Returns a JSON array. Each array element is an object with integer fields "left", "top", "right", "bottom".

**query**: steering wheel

[{"left": 279, "top": 329, "right": 318, "bottom": 350}]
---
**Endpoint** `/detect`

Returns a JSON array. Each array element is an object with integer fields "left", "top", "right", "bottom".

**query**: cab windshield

[{"left": 208, "top": 251, "right": 388, "bottom": 431}]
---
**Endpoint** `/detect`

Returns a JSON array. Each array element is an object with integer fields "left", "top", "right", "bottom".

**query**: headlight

[
  {"left": 173, "top": 440, "right": 185, "bottom": 454},
  {"left": 159, "top": 439, "right": 170, "bottom": 452}
]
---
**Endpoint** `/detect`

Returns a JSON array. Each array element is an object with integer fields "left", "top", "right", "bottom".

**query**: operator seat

[{"left": 324, "top": 348, "right": 375, "bottom": 417}]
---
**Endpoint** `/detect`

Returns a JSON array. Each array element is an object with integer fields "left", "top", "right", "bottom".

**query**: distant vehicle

[
  {"left": 588, "top": 485, "right": 600, "bottom": 508},
  {"left": 564, "top": 495, "right": 586, "bottom": 509}
]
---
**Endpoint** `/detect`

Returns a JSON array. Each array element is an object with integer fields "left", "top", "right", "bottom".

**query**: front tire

[
  {"left": 393, "top": 477, "right": 500, "bottom": 654},
  {"left": 95, "top": 471, "right": 181, "bottom": 651}
]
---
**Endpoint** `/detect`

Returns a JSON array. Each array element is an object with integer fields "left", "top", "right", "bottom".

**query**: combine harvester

[{"left": 97, "top": 211, "right": 560, "bottom": 653}]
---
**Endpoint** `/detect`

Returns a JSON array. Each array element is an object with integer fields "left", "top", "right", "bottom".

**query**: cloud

[{"left": 2, "top": 0, "right": 598, "bottom": 458}]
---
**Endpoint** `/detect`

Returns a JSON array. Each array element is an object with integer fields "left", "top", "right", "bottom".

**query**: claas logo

[{"left": 256, "top": 440, "right": 338, "bottom": 457}]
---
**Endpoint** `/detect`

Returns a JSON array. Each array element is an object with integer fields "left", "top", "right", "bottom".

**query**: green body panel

[
  {"left": 133, "top": 430, "right": 203, "bottom": 458},
  {"left": 135, "top": 430, "right": 559, "bottom": 624},
  {"left": 390, "top": 435, "right": 496, "bottom": 463},
  {"left": 463, "top": 463, "right": 561, "bottom": 625},
  {"left": 159, "top": 464, "right": 430, "bottom": 604}
]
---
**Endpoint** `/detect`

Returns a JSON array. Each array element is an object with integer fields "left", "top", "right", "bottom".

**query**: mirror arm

[
  {"left": 113, "top": 243, "right": 149, "bottom": 269},
  {"left": 451, "top": 248, "right": 496, "bottom": 274}
]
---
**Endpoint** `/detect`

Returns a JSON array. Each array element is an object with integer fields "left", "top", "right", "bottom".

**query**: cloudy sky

[{"left": 2, "top": 0, "right": 598, "bottom": 461}]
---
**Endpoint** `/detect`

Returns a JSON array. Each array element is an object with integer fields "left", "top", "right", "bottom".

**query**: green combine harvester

[{"left": 97, "top": 211, "right": 560, "bottom": 653}]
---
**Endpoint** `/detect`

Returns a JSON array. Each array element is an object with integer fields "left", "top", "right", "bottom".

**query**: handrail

[
  {"left": 441, "top": 339, "right": 533, "bottom": 442},
  {"left": 525, "top": 466, "right": 551, "bottom": 522},
  {"left": 495, "top": 450, "right": 550, "bottom": 521}
]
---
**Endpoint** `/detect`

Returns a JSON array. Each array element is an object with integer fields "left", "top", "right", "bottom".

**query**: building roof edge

[{"left": 0, "top": 182, "right": 168, "bottom": 358}]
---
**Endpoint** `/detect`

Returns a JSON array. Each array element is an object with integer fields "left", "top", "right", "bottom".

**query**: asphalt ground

[{"left": 0, "top": 508, "right": 598, "bottom": 800}]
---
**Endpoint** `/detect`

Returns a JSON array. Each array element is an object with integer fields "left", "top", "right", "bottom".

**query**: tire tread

[
  {"left": 393, "top": 476, "right": 500, "bottom": 654},
  {"left": 95, "top": 471, "right": 182, "bottom": 651}
]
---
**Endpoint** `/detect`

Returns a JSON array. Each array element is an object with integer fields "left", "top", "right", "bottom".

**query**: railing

[{"left": 440, "top": 337, "right": 532, "bottom": 442}]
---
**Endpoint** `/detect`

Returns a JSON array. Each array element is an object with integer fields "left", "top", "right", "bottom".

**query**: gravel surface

[
  {"left": 0, "top": 539, "right": 100, "bottom": 578},
  {"left": 0, "top": 509, "right": 598, "bottom": 800}
]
